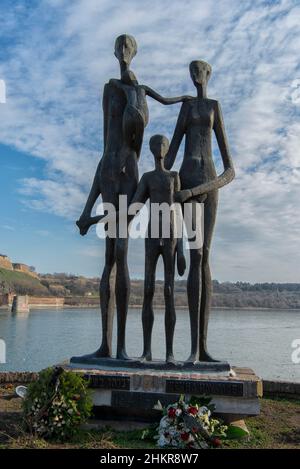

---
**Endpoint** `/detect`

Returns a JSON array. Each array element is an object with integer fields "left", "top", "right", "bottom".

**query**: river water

[{"left": 0, "top": 308, "right": 299, "bottom": 382}]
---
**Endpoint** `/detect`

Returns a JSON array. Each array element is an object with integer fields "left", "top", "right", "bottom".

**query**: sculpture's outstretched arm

[
  {"left": 76, "top": 84, "right": 110, "bottom": 235},
  {"left": 164, "top": 102, "right": 188, "bottom": 170},
  {"left": 78, "top": 174, "right": 150, "bottom": 233},
  {"left": 212, "top": 100, "right": 235, "bottom": 185},
  {"left": 142, "top": 85, "right": 192, "bottom": 105}
]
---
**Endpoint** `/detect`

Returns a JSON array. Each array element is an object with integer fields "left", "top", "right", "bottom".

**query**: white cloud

[
  {"left": 2, "top": 224, "right": 15, "bottom": 231},
  {"left": 0, "top": 0, "right": 300, "bottom": 281}
]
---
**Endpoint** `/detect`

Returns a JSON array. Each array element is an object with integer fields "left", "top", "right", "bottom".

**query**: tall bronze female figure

[{"left": 165, "top": 60, "right": 235, "bottom": 363}]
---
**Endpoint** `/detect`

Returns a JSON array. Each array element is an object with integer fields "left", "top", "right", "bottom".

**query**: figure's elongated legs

[
  {"left": 115, "top": 166, "right": 138, "bottom": 360},
  {"left": 176, "top": 236, "right": 186, "bottom": 277},
  {"left": 98, "top": 236, "right": 116, "bottom": 357},
  {"left": 162, "top": 246, "right": 176, "bottom": 363},
  {"left": 186, "top": 246, "right": 202, "bottom": 363},
  {"left": 140, "top": 243, "right": 159, "bottom": 361},
  {"left": 184, "top": 200, "right": 202, "bottom": 363},
  {"left": 115, "top": 235, "right": 130, "bottom": 359},
  {"left": 199, "top": 191, "right": 218, "bottom": 362}
]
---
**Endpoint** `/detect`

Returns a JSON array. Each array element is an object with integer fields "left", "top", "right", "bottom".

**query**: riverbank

[
  {"left": 2, "top": 265, "right": 300, "bottom": 310},
  {"left": 0, "top": 380, "right": 299, "bottom": 449},
  {"left": 1, "top": 304, "right": 300, "bottom": 311}
]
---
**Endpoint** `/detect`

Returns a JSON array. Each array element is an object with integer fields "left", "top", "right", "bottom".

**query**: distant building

[
  {"left": 12, "top": 263, "right": 39, "bottom": 279},
  {"left": 0, "top": 254, "right": 13, "bottom": 271},
  {"left": 0, "top": 254, "right": 39, "bottom": 279}
]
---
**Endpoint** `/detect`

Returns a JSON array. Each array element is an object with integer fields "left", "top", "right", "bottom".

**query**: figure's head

[
  {"left": 149, "top": 134, "right": 169, "bottom": 160},
  {"left": 114, "top": 34, "right": 137, "bottom": 65},
  {"left": 189, "top": 60, "right": 212, "bottom": 87}
]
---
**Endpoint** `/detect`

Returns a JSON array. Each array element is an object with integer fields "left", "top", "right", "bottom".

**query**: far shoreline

[
  {"left": 63, "top": 305, "right": 300, "bottom": 311},
  {"left": 1, "top": 304, "right": 298, "bottom": 312}
]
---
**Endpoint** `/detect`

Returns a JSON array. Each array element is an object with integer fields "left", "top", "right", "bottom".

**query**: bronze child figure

[{"left": 129, "top": 134, "right": 185, "bottom": 363}]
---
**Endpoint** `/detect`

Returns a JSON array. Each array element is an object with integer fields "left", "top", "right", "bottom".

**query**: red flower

[
  {"left": 212, "top": 437, "right": 222, "bottom": 448},
  {"left": 188, "top": 406, "right": 198, "bottom": 415},
  {"left": 168, "top": 407, "right": 176, "bottom": 418},
  {"left": 181, "top": 432, "right": 190, "bottom": 441}
]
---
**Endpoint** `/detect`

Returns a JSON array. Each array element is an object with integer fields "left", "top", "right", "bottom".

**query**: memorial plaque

[
  {"left": 111, "top": 391, "right": 180, "bottom": 409},
  {"left": 85, "top": 374, "right": 130, "bottom": 390},
  {"left": 166, "top": 379, "right": 244, "bottom": 397}
]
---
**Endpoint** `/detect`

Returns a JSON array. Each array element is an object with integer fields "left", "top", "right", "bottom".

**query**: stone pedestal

[
  {"left": 11, "top": 295, "right": 29, "bottom": 313},
  {"left": 64, "top": 361, "right": 262, "bottom": 423}
]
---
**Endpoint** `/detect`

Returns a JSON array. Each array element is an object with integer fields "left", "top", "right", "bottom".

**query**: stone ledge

[
  {"left": 263, "top": 380, "right": 300, "bottom": 398},
  {"left": 0, "top": 372, "right": 38, "bottom": 383},
  {"left": 63, "top": 363, "right": 263, "bottom": 421},
  {"left": 65, "top": 364, "right": 263, "bottom": 399}
]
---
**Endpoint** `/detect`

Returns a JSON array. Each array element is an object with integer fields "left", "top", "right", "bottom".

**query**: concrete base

[{"left": 64, "top": 362, "right": 262, "bottom": 423}]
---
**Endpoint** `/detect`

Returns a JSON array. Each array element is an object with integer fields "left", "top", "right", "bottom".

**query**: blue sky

[{"left": 0, "top": 0, "right": 300, "bottom": 282}]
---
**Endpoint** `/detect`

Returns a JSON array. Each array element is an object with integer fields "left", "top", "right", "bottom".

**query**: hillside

[
  {"left": 0, "top": 268, "right": 49, "bottom": 297},
  {"left": 1, "top": 268, "right": 300, "bottom": 309}
]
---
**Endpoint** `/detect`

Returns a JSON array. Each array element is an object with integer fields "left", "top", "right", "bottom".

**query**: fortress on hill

[{"left": 0, "top": 254, "right": 39, "bottom": 279}]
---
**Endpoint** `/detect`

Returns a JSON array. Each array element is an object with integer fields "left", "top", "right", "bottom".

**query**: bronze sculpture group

[{"left": 75, "top": 34, "right": 235, "bottom": 367}]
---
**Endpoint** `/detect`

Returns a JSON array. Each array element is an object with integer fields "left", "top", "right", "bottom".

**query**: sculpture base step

[
  {"left": 63, "top": 362, "right": 263, "bottom": 423},
  {"left": 70, "top": 355, "right": 231, "bottom": 373}
]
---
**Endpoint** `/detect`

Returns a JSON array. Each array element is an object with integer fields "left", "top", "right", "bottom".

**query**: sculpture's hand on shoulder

[{"left": 174, "top": 189, "right": 193, "bottom": 204}]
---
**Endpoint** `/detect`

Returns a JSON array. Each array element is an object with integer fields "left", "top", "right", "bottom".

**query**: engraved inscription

[
  {"left": 85, "top": 374, "right": 130, "bottom": 390},
  {"left": 166, "top": 380, "right": 244, "bottom": 396}
]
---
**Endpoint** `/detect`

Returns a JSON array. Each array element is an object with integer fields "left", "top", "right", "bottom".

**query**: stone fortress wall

[
  {"left": 12, "top": 263, "right": 39, "bottom": 279},
  {"left": 0, "top": 254, "right": 39, "bottom": 279},
  {"left": 0, "top": 254, "right": 13, "bottom": 271},
  {"left": 0, "top": 254, "right": 64, "bottom": 308}
]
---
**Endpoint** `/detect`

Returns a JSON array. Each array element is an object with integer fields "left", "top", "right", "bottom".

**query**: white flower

[
  {"left": 198, "top": 441, "right": 209, "bottom": 449},
  {"left": 169, "top": 427, "right": 178, "bottom": 437},
  {"left": 198, "top": 406, "right": 208, "bottom": 416},
  {"left": 175, "top": 408, "right": 182, "bottom": 417},
  {"left": 158, "top": 435, "right": 167, "bottom": 447},
  {"left": 159, "top": 416, "right": 170, "bottom": 429}
]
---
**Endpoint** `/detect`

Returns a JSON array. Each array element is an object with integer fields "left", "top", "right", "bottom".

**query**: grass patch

[
  {"left": 0, "top": 384, "right": 299, "bottom": 449},
  {"left": 0, "top": 268, "right": 49, "bottom": 296}
]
